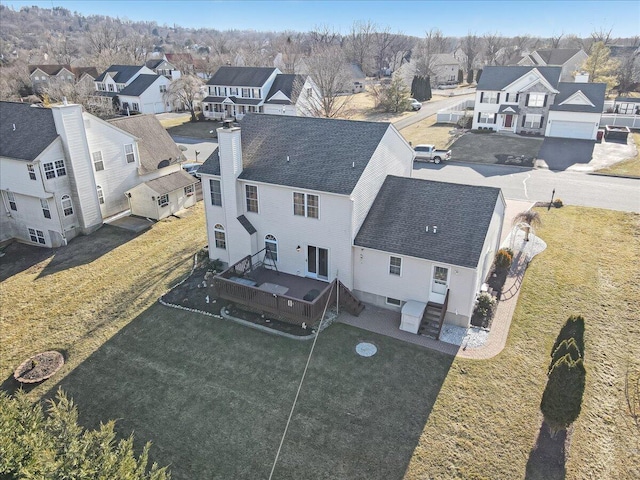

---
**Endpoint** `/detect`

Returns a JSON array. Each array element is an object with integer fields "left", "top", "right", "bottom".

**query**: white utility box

[{"left": 400, "top": 300, "right": 427, "bottom": 334}]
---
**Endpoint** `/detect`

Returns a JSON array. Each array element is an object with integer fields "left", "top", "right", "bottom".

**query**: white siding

[
  {"left": 353, "top": 247, "right": 477, "bottom": 327},
  {"left": 83, "top": 114, "right": 140, "bottom": 217},
  {"left": 51, "top": 105, "right": 102, "bottom": 234},
  {"left": 350, "top": 126, "right": 413, "bottom": 238},
  {"left": 0, "top": 191, "right": 61, "bottom": 247},
  {"left": 201, "top": 175, "right": 230, "bottom": 265},
  {"left": 126, "top": 183, "right": 158, "bottom": 219}
]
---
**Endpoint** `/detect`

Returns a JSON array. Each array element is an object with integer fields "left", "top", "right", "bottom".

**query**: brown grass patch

[
  {"left": 597, "top": 132, "right": 640, "bottom": 177},
  {"left": 400, "top": 116, "right": 456, "bottom": 148}
]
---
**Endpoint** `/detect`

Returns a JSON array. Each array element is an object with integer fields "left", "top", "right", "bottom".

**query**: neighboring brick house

[
  {"left": 472, "top": 65, "right": 606, "bottom": 140},
  {"left": 198, "top": 114, "right": 505, "bottom": 331}
]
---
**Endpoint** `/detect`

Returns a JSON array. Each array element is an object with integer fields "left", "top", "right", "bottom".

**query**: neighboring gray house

[
  {"left": 472, "top": 65, "right": 606, "bottom": 139},
  {"left": 29, "top": 65, "right": 99, "bottom": 93},
  {"left": 518, "top": 48, "right": 588, "bottom": 82}
]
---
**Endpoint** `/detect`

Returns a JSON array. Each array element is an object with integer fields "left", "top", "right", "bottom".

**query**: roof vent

[
  {"left": 352, "top": 161, "right": 355, "bottom": 168},
  {"left": 12, "top": 123, "right": 16, "bottom": 131},
  {"left": 425, "top": 226, "right": 429, "bottom": 232},
  {"left": 433, "top": 226, "right": 438, "bottom": 234},
  {"left": 287, "top": 155, "right": 290, "bottom": 162}
]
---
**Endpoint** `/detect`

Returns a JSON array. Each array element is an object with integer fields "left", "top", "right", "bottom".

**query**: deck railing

[
  {"left": 215, "top": 254, "right": 337, "bottom": 326},
  {"left": 436, "top": 289, "right": 449, "bottom": 340}
]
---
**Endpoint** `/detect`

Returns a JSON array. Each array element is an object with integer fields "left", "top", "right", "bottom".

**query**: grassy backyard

[
  {"left": 399, "top": 116, "right": 456, "bottom": 149},
  {"left": 158, "top": 114, "right": 220, "bottom": 139},
  {"left": 1, "top": 205, "right": 638, "bottom": 479},
  {"left": 596, "top": 132, "right": 640, "bottom": 177}
]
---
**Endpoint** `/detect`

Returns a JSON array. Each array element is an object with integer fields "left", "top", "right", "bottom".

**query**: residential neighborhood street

[
  {"left": 413, "top": 163, "right": 640, "bottom": 212},
  {"left": 393, "top": 93, "right": 475, "bottom": 130}
]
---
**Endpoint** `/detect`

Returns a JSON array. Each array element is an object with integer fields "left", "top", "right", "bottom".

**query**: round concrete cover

[{"left": 355, "top": 342, "right": 377, "bottom": 357}]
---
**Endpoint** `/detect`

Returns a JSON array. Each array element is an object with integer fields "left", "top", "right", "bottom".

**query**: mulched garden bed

[
  {"left": 160, "top": 259, "right": 318, "bottom": 337},
  {"left": 14, "top": 351, "right": 64, "bottom": 384}
]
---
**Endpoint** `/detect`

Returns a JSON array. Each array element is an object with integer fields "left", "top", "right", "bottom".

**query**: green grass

[
  {"left": 2, "top": 205, "right": 638, "bottom": 479},
  {"left": 596, "top": 132, "right": 640, "bottom": 177},
  {"left": 406, "top": 207, "right": 640, "bottom": 479}
]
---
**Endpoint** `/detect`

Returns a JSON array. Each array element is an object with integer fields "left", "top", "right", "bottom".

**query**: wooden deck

[{"left": 246, "top": 267, "right": 330, "bottom": 300}]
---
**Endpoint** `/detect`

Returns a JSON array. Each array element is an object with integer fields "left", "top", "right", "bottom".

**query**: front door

[
  {"left": 429, "top": 266, "right": 449, "bottom": 304},
  {"left": 307, "top": 245, "right": 329, "bottom": 280},
  {"left": 504, "top": 114, "right": 513, "bottom": 128}
]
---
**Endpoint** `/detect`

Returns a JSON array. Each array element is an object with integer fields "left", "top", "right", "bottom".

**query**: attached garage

[
  {"left": 547, "top": 120, "right": 595, "bottom": 140},
  {"left": 154, "top": 102, "right": 165, "bottom": 113}
]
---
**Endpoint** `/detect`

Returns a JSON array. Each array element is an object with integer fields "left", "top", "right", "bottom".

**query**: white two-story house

[
  {"left": 198, "top": 114, "right": 505, "bottom": 331},
  {"left": 202, "top": 66, "right": 321, "bottom": 120},
  {"left": 0, "top": 102, "right": 194, "bottom": 248},
  {"left": 472, "top": 65, "right": 606, "bottom": 140},
  {"left": 93, "top": 65, "right": 173, "bottom": 114}
]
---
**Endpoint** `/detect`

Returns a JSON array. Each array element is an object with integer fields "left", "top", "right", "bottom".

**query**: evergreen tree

[
  {"left": 551, "top": 315, "right": 585, "bottom": 359},
  {"left": 379, "top": 75, "right": 411, "bottom": 113},
  {"left": 466, "top": 69, "right": 474, "bottom": 84},
  {"left": 476, "top": 69, "right": 483, "bottom": 83},
  {"left": 540, "top": 355, "right": 586, "bottom": 436},
  {"left": 457, "top": 69, "right": 464, "bottom": 84},
  {"left": 0, "top": 389, "right": 170, "bottom": 479},
  {"left": 549, "top": 337, "right": 582, "bottom": 374}
]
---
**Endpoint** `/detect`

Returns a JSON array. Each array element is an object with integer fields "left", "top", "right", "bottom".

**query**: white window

[
  {"left": 527, "top": 93, "right": 546, "bottom": 107},
  {"left": 523, "top": 114, "right": 543, "bottom": 128},
  {"left": 92, "top": 151, "right": 104, "bottom": 171},
  {"left": 245, "top": 185, "right": 258, "bottom": 213},
  {"left": 55, "top": 160, "right": 66, "bottom": 177},
  {"left": 507, "top": 92, "right": 519, "bottom": 102},
  {"left": 386, "top": 297, "right": 402, "bottom": 306},
  {"left": 132, "top": 103, "right": 139, "bottom": 111},
  {"left": 480, "top": 92, "right": 498, "bottom": 104},
  {"left": 28, "top": 228, "right": 46, "bottom": 245},
  {"left": 27, "top": 164, "right": 36, "bottom": 180},
  {"left": 6, "top": 191, "right": 17, "bottom": 211},
  {"left": 160, "top": 84, "right": 167, "bottom": 93},
  {"left": 43, "top": 160, "right": 67, "bottom": 179},
  {"left": 209, "top": 179, "right": 222, "bottom": 206},
  {"left": 124, "top": 144, "right": 135, "bottom": 163},
  {"left": 214, "top": 224, "right": 226, "bottom": 249},
  {"left": 97, "top": 83, "right": 105, "bottom": 91},
  {"left": 265, "top": 234, "right": 278, "bottom": 262},
  {"left": 230, "top": 87, "right": 238, "bottom": 96},
  {"left": 293, "top": 192, "right": 319, "bottom": 218},
  {"left": 41, "top": 198, "right": 51, "bottom": 218},
  {"left": 158, "top": 194, "right": 169, "bottom": 207},
  {"left": 96, "top": 186, "right": 104, "bottom": 205},
  {"left": 389, "top": 256, "right": 402, "bottom": 276},
  {"left": 108, "top": 83, "right": 114, "bottom": 92},
  {"left": 61, "top": 194, "right": 73, "bottom": 216},
  {"left": 242, "top": 88, "right": 250, "bottom": 98},
  {"left": 43, "top": 162, "right": 56, "bottom": 179},
  {"left": 252, "top": 88, "right": 260, "bottom": 98},
  {"left": 184, "top": 184, "right": 194, "bottom": 196},
  {"left": 478, "top": 112, "right": 496, "bottom": 124}
]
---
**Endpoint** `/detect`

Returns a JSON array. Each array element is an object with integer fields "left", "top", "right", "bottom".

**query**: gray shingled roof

[
  {"left": 119, "top": 74, "right": 161, "bottom": 96},
  {"left": 95, "top": 65, "right": 144, "bottom": 83},
  {"left": 476, "top": 66, "right": 561, "bottom": 91},
  {"left": 534, "top": 48, "right": 583, "bottom": 65},
  {"left": 29, "top": 64, "right": 71, "bottom": 75},
  {"left": 549, "top": 82, "right": 606, "bottom": 113},
  {"left": 206, "top": 66, "right": 278, "bottom": 87},
  {"left": 239, "top": 114, "right": 390, "bottom": 194},
  {"left": 0, "top": 102, "right": 58, "bottom": 161},
  {"left": 355, "top": 176, "right": 501, "bottom": 268},
  {"left": 141, "top": 170, "right": 196, "bottom": 195},
  {"left": 265, "top": 74, "right": 306, "bottom": 104},
  {"left": 237, "top": 215, "right": 257, "bottom": 234},
  {"left": 108, "top": 115, "right": 183, "bottom": 174},
  {"left": 198, "top": 148, "right": 220, "bottom": 176},
  {"left": 146, "top": 59, "right": 164, "bottom": 69}
]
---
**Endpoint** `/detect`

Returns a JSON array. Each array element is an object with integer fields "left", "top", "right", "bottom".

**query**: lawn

[
  {"left": 406, "top": 206, "right": 640, "bottom": 479},
  {"left": 1, "top": 205, "right": 638, "bottom": 479},
  {"left": 159, "top": 115, "right": 221, "bottom": 139},
  {"left": 596, "top": 132, "right": 640, "bottom": 177},
  {"left": 399, "top": 116, "right": 456, "bottom": 149}
]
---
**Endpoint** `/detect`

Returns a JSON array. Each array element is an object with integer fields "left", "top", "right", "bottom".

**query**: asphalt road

[
  {"left": 393, "top": 93, "right": 475, "bottom": 130},
  {"left": 412, "top": 162, "right": 640, "bottom": 213}
]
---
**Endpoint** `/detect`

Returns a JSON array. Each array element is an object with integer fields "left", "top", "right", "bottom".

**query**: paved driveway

[
  {"left": 537, "top": 138, "right": 596, "bottom": 171},
  {"left": 450, "top": 133, "right": 543, "bottom": 167}
]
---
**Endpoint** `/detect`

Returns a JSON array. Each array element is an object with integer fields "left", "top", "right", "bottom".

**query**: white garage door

[
  {"left": 154, "top": 102, "right": 165, "bottom": 114},
  {"left": 142, "top": 103, "right": 154, "bottom": 114},
  {"left": 548, "top": 121, "right": 594, "bottom": 140}
]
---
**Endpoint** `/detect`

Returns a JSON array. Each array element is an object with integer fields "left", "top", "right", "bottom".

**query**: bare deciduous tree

[
  {"left": 461, "top": 32, "right": 481, "bottom": 80},
  {"left": 615, "top": 53, "right": 640, "bottom": 94},
  {"left": 549, "top": 32, "right": 564, "bottom": 49},
  {"left": 302, "top": 45, "right": 352, "bottom": 118},
  {"left": 163, "top": 74, "right": 204, "bottom": 121},
  {"left": 309, "top": 24, "right": 341, "bottom": 48},
  {"left": 482, "top": 31, "right": 505, "bottom": 66},
  {"left": 345, "top": 20, "right": 376, "bottom": 75}
]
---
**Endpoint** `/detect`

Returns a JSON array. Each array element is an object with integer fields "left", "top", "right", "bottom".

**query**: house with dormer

[
  {"left": 93, "top": 65, "right": 172, "bottom": 114},
  {"left": 29, "top": 65, "right": 99, "bottom": 93},
  {"left": 517, "top": 48, "right": 588, "bottom": 82},
  {"left": 198, "top": 114, "right": 505, "bottom": 333},
  {"left": 202, "top": 66, "right": 320, "bottom": 120},
  {"left": 0, "top": 102, "right": 194, "bottom": 247},
  {"left": 472, "top": 66, "right": 606, "bottom": 140}
]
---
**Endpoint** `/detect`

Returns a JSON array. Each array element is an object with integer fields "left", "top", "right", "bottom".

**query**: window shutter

[
  {"left": 522, "top": 115, "right": 526, "bottom": 127},
  {"left": 480, "top": 92, "right": 484, "bottom": 103},
  {"left": 496, "top": 92, "right": 500, "bottom": 103},
  {"left": 525, "top": 93, "right": 530, "bottom": 106},
  {"left": 539, "top": 116, "right": 545, "bottom": 128},
  {"left": 493, "top": 113, "right": 497, "bottom": 124},
  {"left": 543, "top": 95, "right": 548, "bottom": 107},
  {"left": 478, "top": 112, "right": 481, "bottom": 122},
  {"left": 515, "top": 93, "right": 519, "bottom": 102}
]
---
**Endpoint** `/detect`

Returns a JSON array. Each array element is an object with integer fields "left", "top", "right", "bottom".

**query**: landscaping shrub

[
  {"left": 540, "top": 354, "right": 586, "bottom": 436},
  {"left": 475, "top": 292, "right": 497, "bottom": 319},
  {"left": 549, "top": 337, "right": 582, "bottom": 374},
  {"left": 471, "top": 128, "right": 495, "bottom": 134},
  {"left": 495, "top": 248, "right": 513, "bottom": 271},
  {"left": 551, "top": 315, "right": 585, "bottom": 359},
  {"left": 457, "top": 115, "right": 473, "bottom": 129},
  {"left": 553, "top": 198, "right": 564, "bottom": 208}
]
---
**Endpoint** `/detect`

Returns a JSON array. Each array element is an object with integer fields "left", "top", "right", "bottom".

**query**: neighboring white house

[
  {"left": 0, "top": 101, "right": 194, "bottom": 248},
  {"left": 93, "top": 65, "right": 173, "bottom": 114},
  {"left": 198, "top": 114, "right": 505, "bottom": 329},
  {"left": 202, "top": 66, "right": 321, "bottom": 120},
  {"left": 29, "top": 64, "right": 99, "bottom": 93},
  {"left": 472, "top": 65, "right": 606, "bottom": 140},
  {"left": 518, "top": 48, "right": 588, "bottom": 82}
]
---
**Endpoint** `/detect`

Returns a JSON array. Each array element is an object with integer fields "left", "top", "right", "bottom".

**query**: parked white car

[{"left": 409, "top": 98, "right": 422, "bottom": 111}]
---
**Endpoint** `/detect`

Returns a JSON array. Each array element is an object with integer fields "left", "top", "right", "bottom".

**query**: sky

[{"left": 4, "top": 0, "right": 640, "bottom": 38}]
